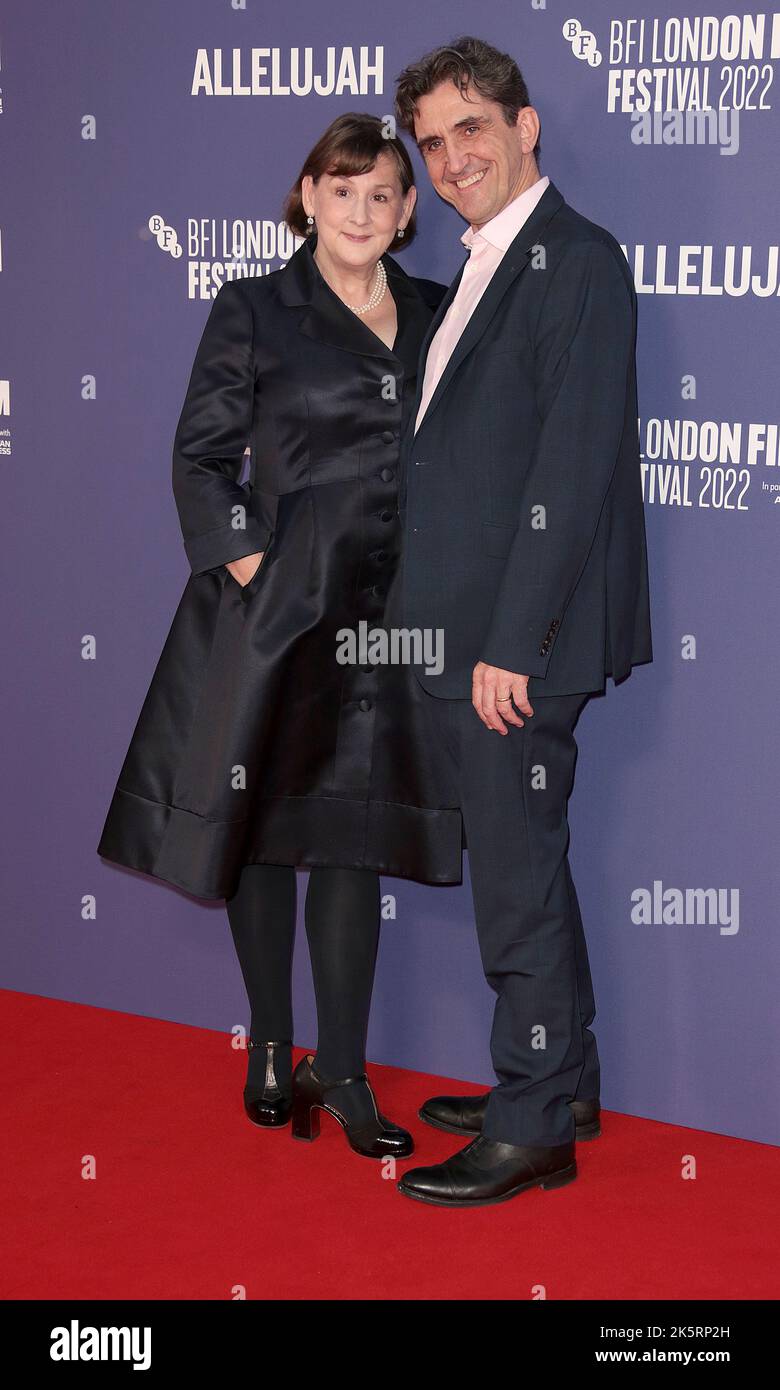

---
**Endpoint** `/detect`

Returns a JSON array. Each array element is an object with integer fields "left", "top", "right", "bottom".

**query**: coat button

[
  {"left": 381, "top": 431, "right": 395, "bottom": 443},
  {"left": 359, "top": 698, "right": 372, "bottom": 712},
  {"left": 373, "top": 550, "right": 388, "bottom": 564},
  {"left": 380, "top": 468, "right": 394, "bottom": 482},
  {"left": 379, "top": 509, "right": 394, "bottom": 523}
]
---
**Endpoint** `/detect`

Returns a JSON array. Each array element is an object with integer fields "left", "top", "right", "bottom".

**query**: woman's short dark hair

[
  {"left": 283, "top": 113, "right": 418, "bottom": 252},
  {"left": 394, "top": 35, "right": 541, "bottom": 162}
]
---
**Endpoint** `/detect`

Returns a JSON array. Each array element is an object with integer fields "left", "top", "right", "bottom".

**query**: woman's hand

[{"left": 226, "top": 552, "right": 265, "bottom": 587}]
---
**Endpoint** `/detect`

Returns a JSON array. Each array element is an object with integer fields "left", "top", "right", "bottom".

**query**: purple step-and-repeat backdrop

[{"left": 3, "top": 2, "right": 778, "bottom": 1144}]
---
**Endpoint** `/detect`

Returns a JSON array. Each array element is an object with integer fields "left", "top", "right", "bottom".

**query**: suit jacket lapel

[
  {"left": 408, "top": 180, "right": 566, "bottom": 439},
  {"left": 400, "top": 259, "right": 466, "bottom": 452},
  {"left": 412, "top": 257, "right": 467, "bottom": 385}
]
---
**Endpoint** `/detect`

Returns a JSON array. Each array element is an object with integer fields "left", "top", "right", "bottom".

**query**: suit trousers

[{"left": 420, "top": 684, "right": 600, "bottom": 1146}]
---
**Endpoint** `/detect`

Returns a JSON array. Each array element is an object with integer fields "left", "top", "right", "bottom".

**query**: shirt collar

[{"left": 461, "top": 175, "right": 551, "bottom": 254}]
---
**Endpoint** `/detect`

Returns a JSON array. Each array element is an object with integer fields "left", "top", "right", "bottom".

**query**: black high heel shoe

[
  {"left": 243, "top": 1039, "right": 292, "bottom": 1128},
  {"left": 291, "top": 1054, "right": 414, "bottom": 1159}
]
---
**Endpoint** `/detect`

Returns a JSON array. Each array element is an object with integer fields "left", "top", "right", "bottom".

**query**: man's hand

[
  {"left": 226, "top": 552, "right": 264, "bottom": 587},
  {"left": 472, "top": 662, "right": 534, "bottom": 734}
]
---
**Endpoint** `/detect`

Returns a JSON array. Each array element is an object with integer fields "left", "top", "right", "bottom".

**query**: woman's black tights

[{"left": 226, "top": 863, "right": 381, "bottom": 1124}]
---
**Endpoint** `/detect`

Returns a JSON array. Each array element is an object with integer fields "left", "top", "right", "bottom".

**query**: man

[{"left": 393, "top": 36, "right": 652, "bottom": 1206}]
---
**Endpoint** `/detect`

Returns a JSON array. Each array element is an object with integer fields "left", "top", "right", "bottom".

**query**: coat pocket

[
  {"left": 239, "top": 531, "right": 275, "bottom": 602},
  {"left": 222, "top": 533, "right": 275, "bottom": 602}
]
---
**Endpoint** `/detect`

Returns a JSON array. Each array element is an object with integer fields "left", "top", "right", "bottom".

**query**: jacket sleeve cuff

[
  {"left": 479, "top": 643, "right": 553, "bottom": 680},
  {"left": 480, "top": 610, "right": 562, "bottom": 679},
  {"left": 184, "top": 518, "right": 271, "bottom": 576}
]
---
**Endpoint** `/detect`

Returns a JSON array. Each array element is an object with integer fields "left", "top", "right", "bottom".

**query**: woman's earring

[
  {"left": 397, "top": 226, "right": 404, "bottom": 238},
  {"left": 306, "top": 214, "right": 315, "bottom": 234}
]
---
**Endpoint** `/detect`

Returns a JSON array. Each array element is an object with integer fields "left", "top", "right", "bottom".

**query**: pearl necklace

[{"left": 346, "top": 259, "right": 387, "bottom": 315}]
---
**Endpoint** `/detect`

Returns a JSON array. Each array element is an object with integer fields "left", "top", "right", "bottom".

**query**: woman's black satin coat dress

[{"left": 97, "top": 234, "right": 463, "bottom": 900}]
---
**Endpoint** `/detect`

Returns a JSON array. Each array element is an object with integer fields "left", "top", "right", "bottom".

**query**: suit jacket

[{"left": 399, "top": 178, "right": 653, "bottom": 698}]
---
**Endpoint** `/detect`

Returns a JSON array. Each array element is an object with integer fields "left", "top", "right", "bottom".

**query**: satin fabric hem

[{"left": 97, "top": 785, "right": 464, "bottom": 901}]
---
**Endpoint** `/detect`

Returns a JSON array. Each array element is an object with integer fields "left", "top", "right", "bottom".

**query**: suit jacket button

[
  {"left": 380, "top": 468, "right": 394, "bottom": 482},
  {"left": 381, "top": 431, "right": 395, "bottom": 443},
  {"left": 359, "top": 698, "right": 372, "bottom": 712}
]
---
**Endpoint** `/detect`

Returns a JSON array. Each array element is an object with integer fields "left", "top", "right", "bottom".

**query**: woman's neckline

[{"left": 311, "top": 243, "right": 399, "bottom": 355}]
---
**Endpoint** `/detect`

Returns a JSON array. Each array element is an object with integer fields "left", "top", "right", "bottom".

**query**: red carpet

[{"left": 2, "top": 990, "right": 777, "bottom": 1301}]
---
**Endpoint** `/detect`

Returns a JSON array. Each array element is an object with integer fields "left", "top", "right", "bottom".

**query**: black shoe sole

[
  {"left": 418, "top": 1108, "right": 601, "bottom": 1143},
  {"left": 397, "top": 1162, "right": 578, "bottom": 1207}
]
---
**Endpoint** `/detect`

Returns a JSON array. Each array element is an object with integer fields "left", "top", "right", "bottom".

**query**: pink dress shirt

[{"left": 414, "top": 175, "right": 550, "bottom": 435}]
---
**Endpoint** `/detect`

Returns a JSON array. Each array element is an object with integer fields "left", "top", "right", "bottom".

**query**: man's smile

[{"left": 452, "top": 167, "right": 489, "bottom": 190}]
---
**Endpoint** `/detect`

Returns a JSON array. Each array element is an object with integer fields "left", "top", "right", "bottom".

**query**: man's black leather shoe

[
  {"left": 419, "top": 1092, "right": 601, "bottom": 1141},
  {"left": 397, "top": 1134, "right": 577, "bottom": 1207}
]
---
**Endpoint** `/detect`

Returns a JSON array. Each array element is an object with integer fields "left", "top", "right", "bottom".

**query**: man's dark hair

[{"left": 394, "top": 35, "right": 541, "bottom": 162}]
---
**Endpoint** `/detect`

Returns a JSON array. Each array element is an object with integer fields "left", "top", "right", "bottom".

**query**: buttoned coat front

[{"left": 97, "top": 235, "right": 463, "bottom": 900}]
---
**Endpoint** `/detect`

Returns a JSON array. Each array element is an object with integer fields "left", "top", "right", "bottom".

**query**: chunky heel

[
  {"left": 540, "top": 1162, "right": 577, "bottom": 1190},
  {"left": 291, "top": 1101, "right": 320, "bottom": 1142},
  {"left": 290, "top": 1054, "right": 413, "bottom": 1159}
]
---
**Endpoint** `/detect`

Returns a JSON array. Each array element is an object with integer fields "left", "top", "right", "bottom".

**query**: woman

[{"left": 97, "top": 114, "right": 463, "bottom": 1160}]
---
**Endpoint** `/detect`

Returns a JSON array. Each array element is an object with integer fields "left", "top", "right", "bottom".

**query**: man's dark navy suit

[
  {"left": 399, "top": 179, "right": 653, "bottom": 1146},
  {"left": 401, "top": 178, "right": 651, "bottom": 696}
]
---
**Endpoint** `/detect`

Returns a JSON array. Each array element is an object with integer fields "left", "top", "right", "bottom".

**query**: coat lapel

[
  {"left": 277, "top": 231, "right": 432, "bottom": 375},
  {"left": 408, "top": 180, "right": 566, "bottom": 439},
  {"left": 409, "top": 258, "right": 467, "bottom": 394}
]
